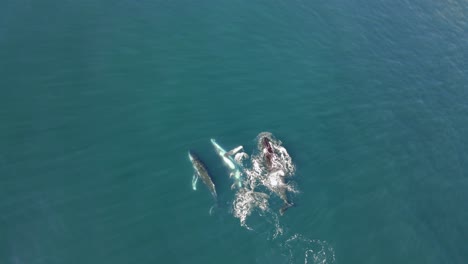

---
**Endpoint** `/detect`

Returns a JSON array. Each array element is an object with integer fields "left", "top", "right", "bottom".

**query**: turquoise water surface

[{"left": 1, "top": 0, "right": 468, "bottom": 263}]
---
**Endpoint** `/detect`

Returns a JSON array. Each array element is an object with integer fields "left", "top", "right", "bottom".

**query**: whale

[
  {"left": 210, "top": 139, "right": 244, "bottom": 189},
  {"left": 258, "top": 135, "right": 294, "bottom": 215},
  {"left": 188, "top": 151, "right": 217, "bottom": 200}
]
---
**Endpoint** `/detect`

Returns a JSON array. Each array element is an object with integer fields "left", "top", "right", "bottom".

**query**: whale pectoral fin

[
  {"left": 225, "top": 146, "right": 243, "bottom": 157},
  {"left": 192, "top": 174, "right": 199, "bottom": 191}
]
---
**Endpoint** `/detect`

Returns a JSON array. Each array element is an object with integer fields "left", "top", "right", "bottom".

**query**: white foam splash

[
  {"left": 213, "top": 132, "right": 335, "bottom": 262},
  {"left": 232, "top": 189, "right": 270, "bottom": 229},
  {"left": 283, "top": 234, "right": 336, "bottom": 264},
  {"left": 256, "top": 132, "right": 296, "bottom": 176},
  {"left": 249, "top": 133, "right": 298, "bottom": 202},
  {"left": 230, "top": 132, "right": 297, "bottom": 236}
]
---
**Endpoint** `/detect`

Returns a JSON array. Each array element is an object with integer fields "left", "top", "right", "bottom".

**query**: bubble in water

[
  {"left": 282, "top": 234, "right": 336, "bottom": 264},
  {"left": 232, "top": 188, "right": 270, "bottom": 229}
]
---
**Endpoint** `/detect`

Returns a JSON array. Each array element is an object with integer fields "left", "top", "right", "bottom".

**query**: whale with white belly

[{"left": 210, "top": 139, "right": 244, "bottom": 189}]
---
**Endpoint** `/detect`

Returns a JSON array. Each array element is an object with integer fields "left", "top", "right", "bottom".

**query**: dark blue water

[{"left": 1, "top": 0, "right": 468, "bottom": 263}]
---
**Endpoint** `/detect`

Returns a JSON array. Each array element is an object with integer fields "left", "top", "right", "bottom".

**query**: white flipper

[
  {"left": 225, "top": 146, "right": 244, "bottom": 157},
  {"left": 192, "top": 174, "right": 199, "bottom": 190}
]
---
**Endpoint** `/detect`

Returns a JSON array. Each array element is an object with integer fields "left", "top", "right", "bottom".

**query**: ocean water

[{"left": 1, "top": 0, "right": 468, "bottom": 263}]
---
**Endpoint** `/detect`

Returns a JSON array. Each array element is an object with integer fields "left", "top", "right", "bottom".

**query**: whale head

[
  {"left": 262, "top": 137, "right": 273, "bottom": 154},
  {"left": 188, "top": 150, "right": 195, "bottom": 162}
]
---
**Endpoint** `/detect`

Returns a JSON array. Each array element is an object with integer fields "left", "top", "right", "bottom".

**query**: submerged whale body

[{"left": 188, "top": 150, "right": 217, "bottom": 200}]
